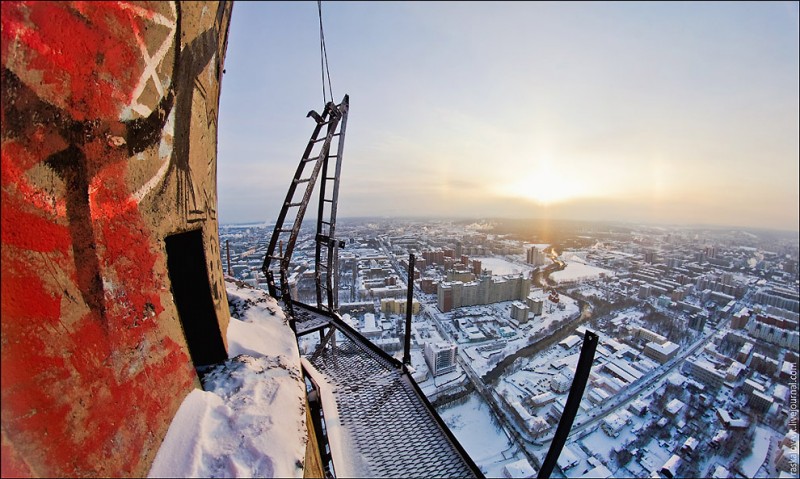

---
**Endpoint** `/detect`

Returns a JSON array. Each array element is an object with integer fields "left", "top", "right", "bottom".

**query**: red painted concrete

[{"left": 1, "top": 2, "right": 233, "bottom": 476}]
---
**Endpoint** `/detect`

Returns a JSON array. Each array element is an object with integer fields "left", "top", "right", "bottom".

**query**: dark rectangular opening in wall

[{"left": 165, "top": 229, "right": 227, "bottom": 368}]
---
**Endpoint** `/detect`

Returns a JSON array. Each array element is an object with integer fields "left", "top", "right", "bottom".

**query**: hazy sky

[{"left": 217, "top": 1, "right": 799, "bottom": 231}]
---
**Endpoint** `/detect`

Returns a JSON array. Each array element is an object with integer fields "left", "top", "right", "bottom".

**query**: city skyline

[{"left": 218, "top": 1, "right": 799, "bottom": 231}]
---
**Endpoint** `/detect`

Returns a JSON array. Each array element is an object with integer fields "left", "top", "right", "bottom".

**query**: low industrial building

[{"left": 644, "top": 340, "right": 679, "bottom": 364}]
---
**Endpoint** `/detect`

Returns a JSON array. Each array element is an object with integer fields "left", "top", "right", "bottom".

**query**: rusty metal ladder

[{"left": 262, "top": 95, "right": 349, "bottom": 325}]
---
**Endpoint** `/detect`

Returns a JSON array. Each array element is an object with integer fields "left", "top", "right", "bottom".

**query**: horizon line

[{"left": 218, "top": 216, "right": 800, "bottom": 235}]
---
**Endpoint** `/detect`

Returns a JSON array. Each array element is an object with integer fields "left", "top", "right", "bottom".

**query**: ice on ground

[{"left": 148, "top": 280, "right": 307, "bottom": 478}]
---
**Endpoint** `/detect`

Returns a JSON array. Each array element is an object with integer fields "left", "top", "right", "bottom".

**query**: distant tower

[
  {"left": 527, "top": 246, "right": 546, "bottom": 266},
  {"left": 472, "top": 259, "right": 482, "bottom": 277}
]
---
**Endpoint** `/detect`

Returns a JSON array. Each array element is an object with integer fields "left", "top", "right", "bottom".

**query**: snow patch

[
  {"left": 550, "top": 261, "right": 613, "bottom": 283},
  {"left": 473, "top": 256, "right": 533, "bottom": 276},
  {"left": 437, "top": 393, "right": 512, "bottom": 465},
  {"left": 739, "top": 426, "right": 771, "bottom": 477},
  {"left": 148, "top": 280, "right": 307, "bottom": 478}
]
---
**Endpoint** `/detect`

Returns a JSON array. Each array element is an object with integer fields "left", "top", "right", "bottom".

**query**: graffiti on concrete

[{"left": 1, "top": 1, "right": 232, "bottom": 476}]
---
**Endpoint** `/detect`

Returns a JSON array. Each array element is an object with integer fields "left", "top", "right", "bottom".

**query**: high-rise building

[
  {"left": 436, "top": 274, "right": 530, "bottom": 312},
  {"left": 526, "top": 246, "right": 546, "bottom": 266},
  {"left": 527, "top": 295, "right": 544, "bottom": 315},
  {"left": 420, "top": 278, "right": 437, "bottom": 295},
  {"left": 747, "top": 314, "right": 800, "bottom": 349},
  {"left": 422, "top": 250, "right": 445, "bottom": 266},
  {"left": 424, "top": 342, "right": 457, "bottom": 376},
  {"left": 639, "top": 284, "right": 651, "bottom": 299},
  {"left": 511, "top": 301, "right": 529, "bottom": 324},
  {"left": 438, "top": 283, "right": 453, "bottom": 312},
  {"left": 381, "top": 298, "right": 420, "bottom": 315},
  {"left": 688, "top": 314, "right": 706, "bottom": 332},
  {"left": 444, "top": 258, "right": 454, "bottom": 271},
  {"left": 471, "top": 259, "right": 482, "bottom": 277}
]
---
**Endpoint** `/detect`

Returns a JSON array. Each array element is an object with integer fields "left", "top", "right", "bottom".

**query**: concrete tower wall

[{"left": 1, "top": 2, "right": 233, "bottom": 476}]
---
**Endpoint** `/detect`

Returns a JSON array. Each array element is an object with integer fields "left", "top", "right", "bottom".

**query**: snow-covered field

[
  {"left": 473, "top": 256, "right": 533, "bottom": 276},
  {"left": 739, "top": 426, "right": 771, "bottom": 477},
  {"left": 525, "top": 243, "right": 550, "bottom": 251},
  {"left": 437, "top": 393, "right": 514, "bottom": 470},
  {"left": 550, "top": 260, "right": 613, "bottom": 284},
  {"left": 148, "top": 281, "right": 307, "bottom": 478}
]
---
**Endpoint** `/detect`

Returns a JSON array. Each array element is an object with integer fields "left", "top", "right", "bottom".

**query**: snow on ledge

[
  {"left": 148, "top": 280, "right": 307, "bottom": 478},
  {"left": 300, "top": 357, "right": 369, "bottom": 478}
]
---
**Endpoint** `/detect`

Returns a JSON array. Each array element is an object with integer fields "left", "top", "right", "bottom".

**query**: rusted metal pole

[
  {"left": 403, "top": 254, "right": 415, "bottom": 367},
  {"left": 226, "top": 240, "right": 232, "bottom": 276}
]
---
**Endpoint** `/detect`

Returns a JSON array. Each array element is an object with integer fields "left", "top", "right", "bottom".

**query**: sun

[{"left": 499, "top": 170, "right": 586, "bottom": 206}]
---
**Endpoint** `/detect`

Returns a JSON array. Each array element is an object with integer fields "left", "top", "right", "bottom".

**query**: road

[
  {"left": 379, "top": 240, "right": 543, "bottom": 467},
  {"left": 376, "top": 240, "right": 742, "bottom": 472},
  {"left": 561, "top": 320, "right": 723, "bottom": 443}
]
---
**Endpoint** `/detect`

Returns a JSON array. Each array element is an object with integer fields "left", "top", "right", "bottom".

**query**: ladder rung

[
  {"left": 322, "top": 199, "right": 333, "bottom": 203},
  {"left": 324, "top": 177, "right": 337, "bottom": 181},
  {"left": 286, "top": 202, "right": 303, "bottom": 207},
  {"left": 320, "top": 220, "right": 331, "bottom": 225},
  {"left": 294, "top": 178, "right": 311, "bottom": 184},
  {"left": 303, "top": 156, "right": 320, "bottom": 162},
  {"left": 312, "top": 132, "right": 341, "bottom": 143}
]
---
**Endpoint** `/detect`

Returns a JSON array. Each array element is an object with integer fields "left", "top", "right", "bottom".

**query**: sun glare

[{"left": 497, "top": 168, "right": 589, "bottom": 206}]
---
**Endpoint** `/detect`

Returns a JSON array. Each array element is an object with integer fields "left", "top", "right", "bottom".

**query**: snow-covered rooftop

[
  {"left": 559, "top": 334, "right": 582, "bottom": 349},
  {"left": 647, "top": 340, "right": 679, "bottom": 356},
  {"left": 583, "top": 463, "right": 612, "bottom": 478},
  {"left": 665, "top": 398, "right": 685, "bottom": 415},
  {"left": 557, "top": 445, "right": 580, "bottom": 470},
  {"left": 502, "top": 458, "right": 537, "bottom": 478}
]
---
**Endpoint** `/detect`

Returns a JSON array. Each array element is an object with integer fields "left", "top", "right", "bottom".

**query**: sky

[{"left": 217, "top": 1, "right": 799, "bottom": 231}]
